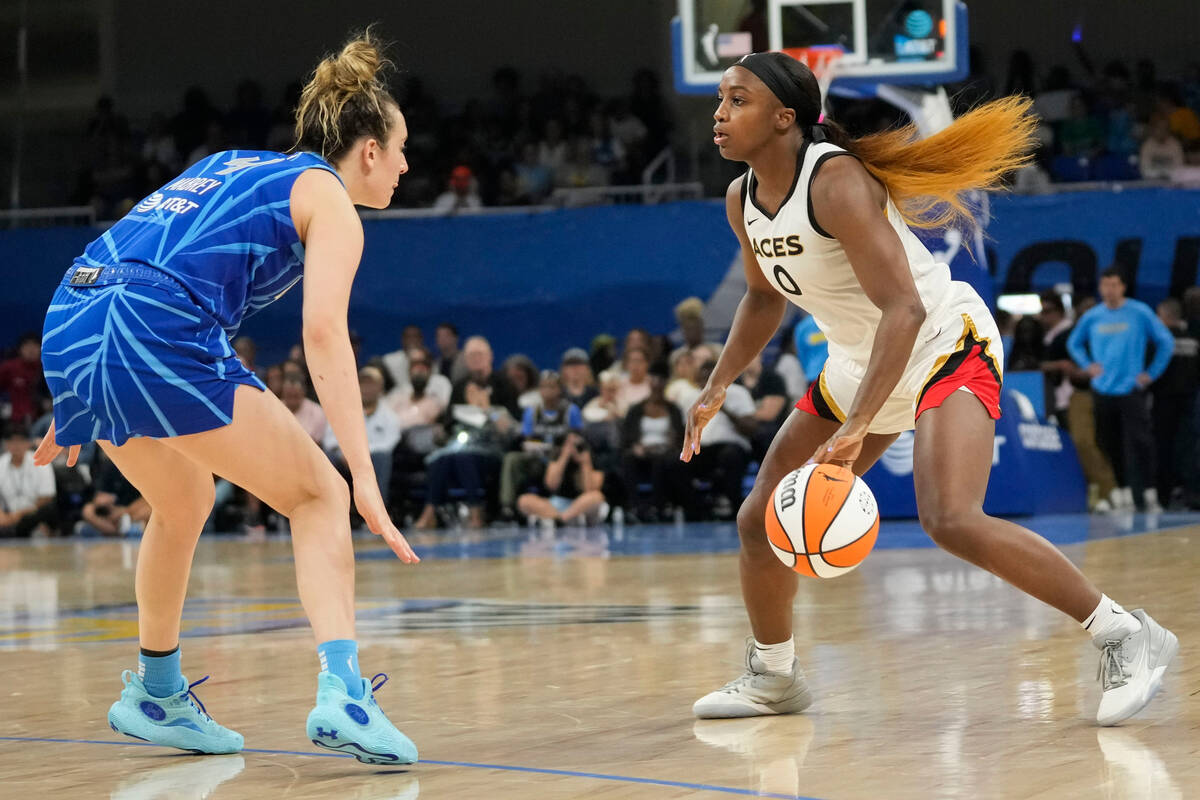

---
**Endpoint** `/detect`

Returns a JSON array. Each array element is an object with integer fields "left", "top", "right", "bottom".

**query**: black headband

[{"left": 736, "top": 52, "right": 822, "bottom": 131}]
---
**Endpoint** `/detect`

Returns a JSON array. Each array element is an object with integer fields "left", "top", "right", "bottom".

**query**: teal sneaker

[
  {"left": 305, "top": 672, "right": 418, "bottom": 765},
  {"left": 107, "top": 671, "right": 244, "bottom": 754}
]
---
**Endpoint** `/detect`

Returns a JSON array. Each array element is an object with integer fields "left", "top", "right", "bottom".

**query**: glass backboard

[{"left": 672, "top": 0, "right": 967, "bottom": 95}]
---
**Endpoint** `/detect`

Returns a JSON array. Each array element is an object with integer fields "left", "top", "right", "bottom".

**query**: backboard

[{"left": 672, "top": 0, "right": 968, "bottom": 97}]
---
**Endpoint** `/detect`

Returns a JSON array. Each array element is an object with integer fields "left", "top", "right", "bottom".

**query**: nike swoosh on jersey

[{"left": 747, "top": 218, "right": 760, "bottom": 226}]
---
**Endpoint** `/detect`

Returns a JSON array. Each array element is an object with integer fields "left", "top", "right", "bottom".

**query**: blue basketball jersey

[{"left": 69, "top": 150, "right": 341, "bottom": 337}]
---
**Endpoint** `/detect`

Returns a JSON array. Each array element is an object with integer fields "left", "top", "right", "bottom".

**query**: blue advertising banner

[
  {"left": 3, "top": 189, "right": 1197, "bottom": 367},
  {"left": 863, "top": 389, "right": 1088, "bottom": 519}
]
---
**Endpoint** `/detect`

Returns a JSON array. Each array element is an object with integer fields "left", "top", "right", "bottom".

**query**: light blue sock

[
  {"left": 138, "top": 646, "right": 184, "bottom": 698},
  {"left": 318, "top": 639, "right": 363, "bottom": 699}
]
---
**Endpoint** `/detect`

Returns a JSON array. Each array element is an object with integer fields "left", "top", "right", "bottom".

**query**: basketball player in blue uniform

[
  {"left": 34, "top": 32, "right": 419, "bottom": 763},
  {"left": 683, "top": 53, "right": 1177, "bottom": 726}
]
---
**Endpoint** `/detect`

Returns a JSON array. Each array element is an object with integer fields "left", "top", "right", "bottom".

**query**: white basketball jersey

[{"left": 742, "top": 141, "right": 956, "bottom": 367}]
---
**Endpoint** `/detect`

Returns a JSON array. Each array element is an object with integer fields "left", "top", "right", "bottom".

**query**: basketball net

[{"left": 780, "top": 45, "right": 845, "bottom": 121}]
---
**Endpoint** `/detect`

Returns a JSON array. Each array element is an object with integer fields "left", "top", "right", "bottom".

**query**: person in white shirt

[
  {"left": 673, "top": 359, "right": 756, "bottom": 518},
  {"left": 0, "top": 425, "right": 57, "bottom": 537},
  {"left": 1139, "top": 115, "right": 1185, "bottom": 180},
  {"left": 324, "top": 366, "right": 401, "bottom": 502},
  {"left": 431, "top": 165, "right": 483, "bottom": 214},
  {"left": 386, "top": 347, "right": 448, "bottom": 428},
  {"left": 616, "top": 347, "right": 653, "bottom": 415}
]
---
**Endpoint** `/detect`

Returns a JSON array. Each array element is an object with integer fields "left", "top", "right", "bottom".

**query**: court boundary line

[{"left": 0, "top": 735, "right": 821, "bottom": 800}]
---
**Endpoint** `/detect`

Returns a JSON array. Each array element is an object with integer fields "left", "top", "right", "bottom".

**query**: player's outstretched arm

[
  {"left": 683, "top": 177, "right": 787, "bottom": 462},
  {"left": 292, "top": 169, "right": 418, "bottom": 563}
]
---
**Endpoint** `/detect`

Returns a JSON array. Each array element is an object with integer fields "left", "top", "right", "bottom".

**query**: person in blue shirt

[
  {"left": 32, "top": 32, "right": 418, "bottom": 765},
  {"left": 791, "top": 312, "right": 829, "bottom": 386},
  {"left": 1068, "top": 266, "right": 1176, "bottom": 512}
]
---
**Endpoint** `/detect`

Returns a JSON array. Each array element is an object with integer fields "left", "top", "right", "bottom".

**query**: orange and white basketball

[{"left": 765, "top": 463, "right": 879, "bottom": 578}]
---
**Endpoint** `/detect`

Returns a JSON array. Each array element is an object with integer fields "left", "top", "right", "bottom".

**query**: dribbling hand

[
  {"left": 810, "top": 421, "right": 868, "bottom": 468},
  {"left": 353, "top": 480, "right": 420, "bottom": 564},
  {"left": 681, "top": 384, "right": 726, "bottom": 462},
  {"left": 33, "top": 420, "right": 81, "bottom": 468}
]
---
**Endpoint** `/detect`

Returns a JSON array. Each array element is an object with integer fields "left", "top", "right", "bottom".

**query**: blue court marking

[
  {"left": 355, "top": 512, "right": 1200, "bottom": 563},
  {"left": 0, "top": 736, "right": 819, "bottom": 800}
]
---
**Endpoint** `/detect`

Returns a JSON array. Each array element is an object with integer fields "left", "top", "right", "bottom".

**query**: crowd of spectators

[
  {"left": 944, "top": 49, "right": 1200, "bottom": 187},
  {"left": 0, "top": 296, "right": 813, "bottom": 538},
  {"left": 7, "top": 271, "right": 1200, "bottom": 538},
  {"left": 75, "top": 66, "right": 673, "bottom": 220}
]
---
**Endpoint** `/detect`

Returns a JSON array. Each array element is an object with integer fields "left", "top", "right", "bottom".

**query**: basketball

[{"left": 765, "top": 463, "right": 880, "bottom": 578}]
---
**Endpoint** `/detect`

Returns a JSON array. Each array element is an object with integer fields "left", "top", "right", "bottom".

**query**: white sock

[
  {"left": 754, "top": 637, "right": 794, "bottom": 673},
  {"left": 1082, "top": 594, "right": 1141, "bottom": 647}
]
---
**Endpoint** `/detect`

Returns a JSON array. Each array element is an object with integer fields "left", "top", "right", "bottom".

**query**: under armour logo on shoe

[{"left": 316, "top": 727, "right": 339, "bottom": 740}]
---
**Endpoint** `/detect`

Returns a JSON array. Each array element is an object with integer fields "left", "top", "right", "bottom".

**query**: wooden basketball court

[{"left": 1, "top": 514, "right": 1196, "bottom": 799}]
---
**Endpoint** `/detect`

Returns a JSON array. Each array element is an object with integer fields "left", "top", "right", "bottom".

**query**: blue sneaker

[
  {"left": 305, "top": 672, "right": 418, "bottom": 764},
  {"left": 107, "top": 671, "right": 244, "bottom": 754}
]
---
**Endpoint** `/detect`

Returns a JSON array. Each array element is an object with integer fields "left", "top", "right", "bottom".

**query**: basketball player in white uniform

[{"left": 682, "top": 52, "right": 1176, "bottom": 726}]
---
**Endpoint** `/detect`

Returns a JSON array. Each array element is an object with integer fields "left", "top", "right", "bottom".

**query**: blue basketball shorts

[{"left": 41, "top": 267, "right": 265, "bottom": 447}]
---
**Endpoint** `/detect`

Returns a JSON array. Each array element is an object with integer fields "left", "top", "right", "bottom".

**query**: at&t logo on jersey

[{"left": 135, "top": 193, "right": 164, "bottom": 213}]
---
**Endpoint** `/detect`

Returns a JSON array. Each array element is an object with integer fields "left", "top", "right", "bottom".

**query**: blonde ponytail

[
  {"left": 841, "top": 95, "right": 1039, "bottom": 230},
  {"left": 294, "top": 28, "right": 398, "bottom": 161}
]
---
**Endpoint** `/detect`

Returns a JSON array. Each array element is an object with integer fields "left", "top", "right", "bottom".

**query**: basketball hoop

[{"left": 781, "top": 45, "right": 845, "bottom": 119}]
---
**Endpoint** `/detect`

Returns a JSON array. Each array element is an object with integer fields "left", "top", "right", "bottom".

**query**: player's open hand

[
  {"left": 33, "top": 420, "right": 81, "bottom": 468},
  {"left": 810, "top": 421, "right": 868, "bottom": 468},
  {"left": 353, "top": 479, "right": 420, "bottom": 564},
  {"left": 681, "top": 383, "right": 726, "bottom": 462}
]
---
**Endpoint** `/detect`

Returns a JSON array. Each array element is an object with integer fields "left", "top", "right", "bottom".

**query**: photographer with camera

[{"left": 517, "top": 430, "right": 608, "bottom": 527}]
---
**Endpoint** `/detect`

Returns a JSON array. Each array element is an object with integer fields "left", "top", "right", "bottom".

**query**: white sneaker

[
  {"left": 1096, "top": 609, "right": 1178, "bottom": 726},
  {"left": 693, "top": 640, "right": 813, "bottom": 719},
  {"left": 1143, "top": 488, "right": 1163, "bottom": 514}
]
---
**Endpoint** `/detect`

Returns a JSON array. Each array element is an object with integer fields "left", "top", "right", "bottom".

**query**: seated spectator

[
  {"left": 0, "top": 333, "right": 49, "bottom": 425},
  {"left": 77, "top": 448, "right": 150, "bottom": 537},
  {"left": 1057, "top": 96, "right": 1104, "bottom": 158},
  {"left": 621, "top": 363, "right": 691, "bottom": 521},
  {"left": 560, "top": 348, "right": 598, "bottom": 408},
  {"left": 432, "top": 165, "right": 483, "bottom": 214},
  {"left": 264, "top": 363, "right": 285, "bottom": 397},
  {"left": 738, "top": 354, "right": 790, "bottom": 461},
  {"left": 674, "top": 359, "right": 756, "bottom": 519},
  {"left": 0, "top": 424, "right": 58, "bottom": 537},
  {"left": 387, "top": 347, "right": 449, "bottom": 428},
  {"left": 583, "top": 369, "right": 623, "bottom": 423},
  {"left": 589, "top": 334, "right": 618, "bottom": 376},
  {"left": 666, "top": 347, "right": 699, "bottom": 405},
  {"left": 232, "top": 336, "right": 266, "bottom": 381},
  {"left": 414, "top": 377, "right": 515, "bottom": 529},
  {"left": 538, "top": 119, "right": 570, "bottom": 176},
  {"left": 435, "top": 322, "right": 468, "bottom": 383},
  {"left": 1139, "top": 115, "right": 1185, "bottom": 180},
  {"left": 506, "top": 142, "right": 554, "bottom": 204},
  {"left": 503, "top": 354, "right": 541, "bottom": 410},
  {"left": 500, "top": 370, "right": 583, "bottom": 515},
  {"left": 616, "top": 346, "right": 652, "bottom": 415},
  {"left": 1158, "top": 84, "right": 1200, "bottom": 149},
  {"left": 517, "top": 430, "right": 608, "bottom": 527},
  {"left": 381, "top": 324, "right": 426, "bottom": 393},
  {"left": 451, "top": 336, "right": 520, "bottom": 417},
  {"left": 670, "top": 297, "right": 722, "bottom": 359},
  {"left": 555, "top": 137, "right": 609, "bottom": 189},
  {"left": 324, "top": 366, "right": 401, "bottom": 502},
  {"left": 282, "top": 374, "right": 327, "bottom": 444}
]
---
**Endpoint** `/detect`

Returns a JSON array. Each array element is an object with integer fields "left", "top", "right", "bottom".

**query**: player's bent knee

[
  {"left": 149, "top": 481, "right": 216, "bottom": 531},
  {"left": 919, "top": 506, "right": 982, "bottom": 550},
  {"left": 736, "top": 493, "right": 772, "bottom": 552}
]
